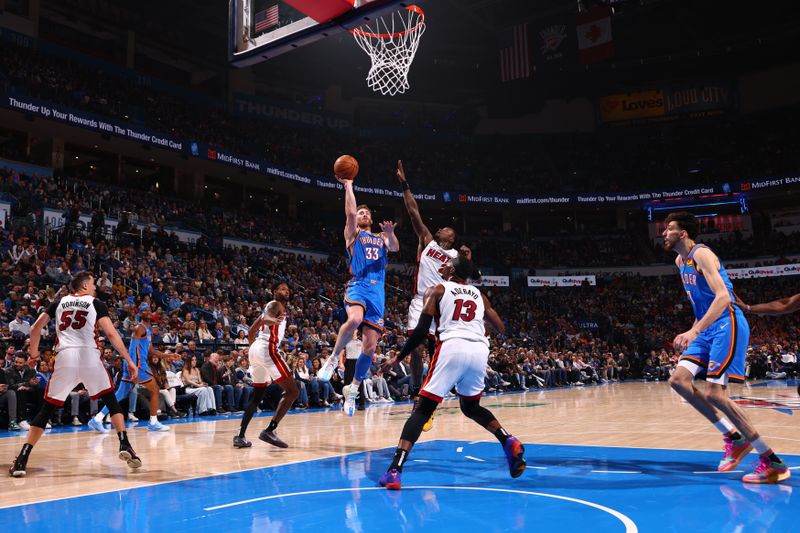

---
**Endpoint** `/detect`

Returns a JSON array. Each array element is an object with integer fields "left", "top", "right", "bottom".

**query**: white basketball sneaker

[
  {"left": 318, "top": 352, "right": 338, "bottom": 382},
  {"left": 343, "top": 384, "right": 359, "bottom": 417}
]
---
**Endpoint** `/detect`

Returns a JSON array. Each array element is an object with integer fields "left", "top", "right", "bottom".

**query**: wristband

[{"left": 401, "top": 181, "right": 410, "bottom": 191}]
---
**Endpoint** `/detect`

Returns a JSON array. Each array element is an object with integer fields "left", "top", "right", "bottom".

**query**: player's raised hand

[
  {"left": 335, "top": 175, "right": 352, "bottom": 186},
  {"left": 380, "top": 221, "right": 397, "bottom": 234},
  {"left": 396, "top": 160, "right": 406, "bottom": 183}
]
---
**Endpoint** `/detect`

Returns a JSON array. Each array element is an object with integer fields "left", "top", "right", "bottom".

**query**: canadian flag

[{"left": 576, "top": 6, "right": 614, "bottom": 64}]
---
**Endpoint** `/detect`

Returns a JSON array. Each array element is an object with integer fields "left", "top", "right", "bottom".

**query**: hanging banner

[{"left": 727, "top": 263, "right": 800, "bottom": 280}]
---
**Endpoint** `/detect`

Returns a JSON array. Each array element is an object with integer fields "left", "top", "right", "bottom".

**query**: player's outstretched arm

[
  {"left": 338, "top": 176, "right": 358, "bottom": 244},
  {"left": 98, "top": 316, "right": 138, "bottom": 382},
  {"left": 396, "top": 160, "right": 433, "bottom": 247},
  {"left": 481, "top": 293, "right": 506, "bottom": 335},
  {"left": 738, "top": 293, "right": 800, "bottom": 316}
]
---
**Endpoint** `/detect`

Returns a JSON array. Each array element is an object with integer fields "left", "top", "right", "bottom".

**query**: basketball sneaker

[
  {"left": 343, "top": 384, "right": 358, "bottom": 417},
  {"left": 88, "top": 418, "right": 109, "bottom": 434},
  {"left": 8, "top": 455, "right": 28, "bottom": 477},
  {"left": 502, "top": 436, "right": 526, "bottom": 478},
  {"left": 742, "top": 456, "right": 791, "bottom": 484},
  {"left": 118, "top": 443, "right": 142, "bottom": 469},
  {"left": 379, "top": 468, "right": 402, "bottom": 490},
  {"left": 422, "top": 412, "right": 435, "bottom": 432},
  {"left": 259, "top": 429, "right": 288, "bottom": 448},
  {"left": 147, "top": 421, "right": 170, "bottom": 432},
  {"left": 318, "top": 352, "right": 338, "bottom": 382},
  {"left": 718, "top": 436, "right": 752, "bottom": 472},
  {"left": 232, "top": 435, "right": 252, "bottom": 448}
]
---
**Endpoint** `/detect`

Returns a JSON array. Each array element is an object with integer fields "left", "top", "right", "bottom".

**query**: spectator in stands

[
  {"left": 5, "top": 351, "right": 40, "bottom": 429},
  {"left": 0, "top": 363, "right": 20, "bottom": 430},
  {"left": 180, "top": 356, "right": 216, "bottom": 416},
  {"left": 9, "top": 311, "right": 31, "bottom": 339}
]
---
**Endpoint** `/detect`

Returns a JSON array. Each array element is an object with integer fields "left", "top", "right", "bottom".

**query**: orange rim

[{"left": 350, "top": 5, "right": 425, "bottom": 39}]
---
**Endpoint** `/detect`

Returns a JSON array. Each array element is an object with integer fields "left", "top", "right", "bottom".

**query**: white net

[{"left": 350, "top": 6, "right": 426, "bottom": 96}]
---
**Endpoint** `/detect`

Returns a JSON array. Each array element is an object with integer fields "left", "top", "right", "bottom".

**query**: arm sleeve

[
  {"left": 46, "top": 298, "right": 60, "bottom": 318},
  {"left": 398, "top": 313, "right": 434, "bottom": 359},
  {"left": 93, "top": 299, "right": 109, "bottom": 320}
]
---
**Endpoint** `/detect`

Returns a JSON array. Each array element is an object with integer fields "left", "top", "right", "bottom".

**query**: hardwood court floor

[{"left": 2, "top": 380, "right": 798, "bottom": 510}]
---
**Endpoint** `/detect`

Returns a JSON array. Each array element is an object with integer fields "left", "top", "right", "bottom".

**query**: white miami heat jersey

[
  {"left": 437, "top": 281, "right": 488, "bottom": 346},
  {"left": 414, "top": 240, "right": 458, "bottom": 297},
  {"left": 47, "top": 294, "right": 108, "bottom": 352},
  {"left": 256, "top": 301, "right": 287, "bottom": 344}
]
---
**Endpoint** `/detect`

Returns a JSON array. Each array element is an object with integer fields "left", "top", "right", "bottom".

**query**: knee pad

[
  {"left": 101, "top": 391, "right": 124, "bottom": 416},
  {"left": 30, "top": 402, "right": 57, "bottom": 429}
]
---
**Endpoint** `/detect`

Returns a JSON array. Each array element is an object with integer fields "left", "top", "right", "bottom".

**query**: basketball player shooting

[
  {"left": 9, "top": 273, "right": 142, "bottom": 477},
  {"left": 378, "top": 252, "right": 525, "bottom": 489},
  {"left": 319, "top": 171, "right": 399, "bottom": 416}
]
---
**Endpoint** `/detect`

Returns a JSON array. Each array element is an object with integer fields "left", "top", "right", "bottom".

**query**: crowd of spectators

[
  {"left": 2, "top": 36, "right": 800, "bottom": 197},
  {"left": 0, "top": 166, "right": 798, "bottom": 430}
]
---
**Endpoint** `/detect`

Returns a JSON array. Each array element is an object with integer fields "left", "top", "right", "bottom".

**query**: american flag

[
  {"left": 254, "top": 4, "right": 280, "bottom": 33},
  {"left": 499, "top": 23, "right": 531, "bottom": 82}
]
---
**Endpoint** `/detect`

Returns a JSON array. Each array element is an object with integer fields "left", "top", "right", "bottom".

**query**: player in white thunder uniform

[
  {"left": 378, "top": 253, "right": 526, "bottom": 490},
  {"left": 9, "top": 272, "right": 142, "bottom": 477},
  {"left": 397, "top": 160, "right": 468, "bottom": 430},
  {"left": 233, "top": 282, "right": 299, "bottom": 450}
]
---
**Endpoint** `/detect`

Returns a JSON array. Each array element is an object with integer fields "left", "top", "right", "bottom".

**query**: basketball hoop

[{"left": 350, "top": 5, "right": 426, "bottom": 96}]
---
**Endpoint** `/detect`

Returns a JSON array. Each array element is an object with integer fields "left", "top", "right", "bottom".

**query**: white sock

[
  {"left": 94, "top": 412, "right": 104, "bottom": 423},
  {"left": 712, "top": 418, "right": 735, "bottom": 436},
  {"left": 751, "top": 437, "right": 771, "bottom": 456},
  {"left": 150, "top": 416, "right": 158, "bottom": 424}
]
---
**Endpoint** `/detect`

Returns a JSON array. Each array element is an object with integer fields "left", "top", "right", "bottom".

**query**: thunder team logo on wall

[{"left": 539, "top": 24, "right": 567, "bottom": 53}]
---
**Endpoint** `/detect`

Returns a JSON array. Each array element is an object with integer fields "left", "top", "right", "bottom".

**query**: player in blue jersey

[
  {"left": 664, "top": 212, "right": 789, "bottom": 484},
  {"left": 90, "top": 304, "right": 170, "bottom": 432},
  {"left": 318, "top": 175, "right": 399, "bottom": 416}
]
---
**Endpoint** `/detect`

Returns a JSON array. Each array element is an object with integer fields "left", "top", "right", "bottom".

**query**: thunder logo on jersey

[
  {"left": 680, "top": 245, "right": 736, "bottom": 320},
  {"left": 348, "top": 230, "right": 387, "bottom": 284}
]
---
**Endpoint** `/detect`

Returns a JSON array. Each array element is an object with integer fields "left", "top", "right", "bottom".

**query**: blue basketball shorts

[
  {"left": 344, "top": 279, "right": 385, "bottom": 332},
  {"left": 678, "top": 307, "right": 749, "bottom": 385}
]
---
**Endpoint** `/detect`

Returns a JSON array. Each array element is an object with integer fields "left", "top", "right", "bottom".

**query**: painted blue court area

[{"left": 3, "top": 440, "right": 799, "bottom": 532}]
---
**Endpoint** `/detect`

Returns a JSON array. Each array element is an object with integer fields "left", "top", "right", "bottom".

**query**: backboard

[{"left": 229, "top": 0, "right": 408, "bottom": 67}]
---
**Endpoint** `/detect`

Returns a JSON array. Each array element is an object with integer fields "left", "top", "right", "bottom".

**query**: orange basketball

[{"left": 334, "top": 155, "right": 359, "bottom": 181}]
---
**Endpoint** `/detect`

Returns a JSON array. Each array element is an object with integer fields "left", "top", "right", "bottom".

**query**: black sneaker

[
  {"left": 118, "top": 443, "right": 142, "bottom": 469},
  {"left": 9, "top": 455, "right": 28, "bottom": 477},
  {"left": 233, "top": 435, "right": 252, "bottom": 448},
  {"left": 259, "top": 429, "right": 289, "bottom": 448}
]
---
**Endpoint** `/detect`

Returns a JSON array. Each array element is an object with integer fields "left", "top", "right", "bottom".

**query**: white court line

[
  {"left": 590, "top": 470, "right": 642, "bottom": 474},
  {"left": 693, "top": 470, "right": 743, "bottom": 474},
  {"left": 456, "top": 447, "right": 463, "bottom": 453},
  {"left": 464, "top": 456, "right": 485, "bottom": 462},
  {"left": 202, "top": 485, "right": 639, "bottom": 532},
  {"left": 789, "top": 466, "right": 800, "bottom": 470},
  {"left": 412, "top": 459, "right": 430, "bottom": 463},
  {"left": 527, "top": 466, "right": 547, "bottom": 470}
]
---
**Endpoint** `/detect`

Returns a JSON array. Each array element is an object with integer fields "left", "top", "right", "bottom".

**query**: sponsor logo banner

[
  {"left": 474, "top": 276, "right": 510, "bottom": 287},
  {"left": 727, "top": 263, "right": 800, "bottom": 280},
  {"left": 2, "top": 94, "right": 184, "bottom": 152},
  {"left": 599, "top": 90, "right": 665, "bottom": 123},
  {"left": 527, "top": 276, "right": 596, "bottom": 287}
]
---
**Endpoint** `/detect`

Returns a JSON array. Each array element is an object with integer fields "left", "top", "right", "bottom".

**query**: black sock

[
  {"left": 768, "top": 452, "right": 781, "bottom": 463},
  {"left": 240, "top": 387, "right": 267, "bottom": 438},
  {"left": 389, "top": 448, "right": 408, "bottom": 472},
  {"left": 266, "top": 420, "right": 278, "bottom": 432},
  {"left": 728, "top": 431, "right": 743, "bottom": 441},
  {"left": 117, "top": 430, "right": 129, "bottom": 445},
  {"left": 494, "top": 427, "right": 510, "bottom": 444},
  {"left": 19, "top": 443, "right": 33, "bottom": 460}
]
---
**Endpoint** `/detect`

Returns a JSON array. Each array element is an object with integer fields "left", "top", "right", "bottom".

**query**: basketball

[{"left": 334, "top": 155, "right": 359, "bottom": 181}]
